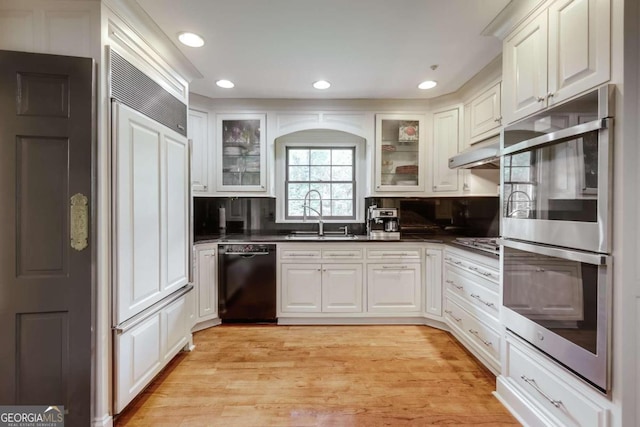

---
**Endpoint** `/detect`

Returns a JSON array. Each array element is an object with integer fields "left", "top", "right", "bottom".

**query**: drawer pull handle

[
  {"left": 453, "top": 260, "right": 462, "bottom": 265},
  {"left": 468, "top": 329, "right": 492, "bottom": 346},
  {"left": 444, "top": 310, "right": 462, "bottom": 322},
  {"left": 470, "top": 293, "right": 495, "bottom": 308},
  {"left": 382, "top": 252, "right": 410, "bottom": 256},
  {"left": 382, "top": 265, "right": 408, "bottom": 270},
  {"left": 444, "top": 257, "right": 452, "bottom": 261},
  {"left": 445, "top": 279, "right": 462, "bottom": 289},
  {"left": 469, "top": 266, "right": 479, "bottom": 272},
  {"left": 289, "top": 254, "right": 316, "bottom": 257},
  {"left": 520, "top": 375, "right": 563, "bottom": 408}
]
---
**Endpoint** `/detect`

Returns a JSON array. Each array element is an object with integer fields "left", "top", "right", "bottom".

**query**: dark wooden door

[{"left": 0, "top": 50, "right": 94, "bottom": 425}]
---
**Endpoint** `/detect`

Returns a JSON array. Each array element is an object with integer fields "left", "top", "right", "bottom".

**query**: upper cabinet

[
  {"left": 216, "top": 113, "right": 267, "bottom": 192},
  {"left": 502, "top": 0, "right": 610, "bottom": 124},
  {"left": 467, "top": 82, "right": 502, "bottom": 145},
  {"left": 188, "top": 109, "right": 210, "bottom": 193},
  {"left": 374, "top": 114, "right": 425, "bottom": 193},
  {"left": 431, "top": 107, "right": 461, "bottom": 193}
]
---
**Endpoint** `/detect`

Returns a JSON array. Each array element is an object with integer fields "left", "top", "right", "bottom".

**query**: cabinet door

[
  {"left": 322, "top": 264, "right": 363, "bottom": 313},
  {"left": 161, "top": 295, "right": 188, "bottom": 362},
  {"left": 281, "top": 264, "right": 322, "bottom": 312},
  {"left": 188, "top": 109, "right": 209, "bottom": 193},
  {"left": 374, "top": 114, "right": 425, "bottom": 192},
  {"left": 469, "top": 82, "right": 502, "bottom": 142},
  {"left": 196, "top": 248, "right": 217, "bottom": 319},
  {"left": 432, "top": 107, "right": 460, "bottom": 192},
  {"left": 367, "top": 263, "right": 421, "bottom": 313},
  {"left": 216, "top": 113, "right": 266, "bottom": 192},
  {"left": 114, "top": 312, "right": 162, "bottom": 413},
  {"left": 424, "top": 249, "right": 443, "bottom": 318},
  {"left": 503, "top": 12, "right": 548, "bottom": 124},
  {"left": 547, "top": 0, "right": 610, "bottom": 106}
]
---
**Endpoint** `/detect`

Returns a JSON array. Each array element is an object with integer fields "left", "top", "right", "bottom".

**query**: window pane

[
  {"left": 288, "top": 200, "right": 305, "bottom": 217},
  {"left": 332, "top": 200, "right": 353, "bottom": 217},
  {"left": 332, "top": 183, "right": 353, "bottom": 199},
  {"left": 309, "top": 183, "right": 331, "bottom": 200},
  {"left": 288, "top": 149, "right": 309, "bottom": 165},
  {"left": 288, "top": 166, "right": 309, "bottom": 181},
  {"left": 288, "top": 183, "right": 309, "bottom": 199},
  {"left": 332, "top": 166, "right": 352, "bottom": 181},
  {"left": 332, "top": 149, "right": 353, "bottom": 165},
  {"left": 310, "top": 166, "right": 331, "bottom": 181},
  {"left": 322, "top": 200, "right": 332, "bottom": 217},
  {"left": 310, "top": 149, "right": 330, "bottom": 165}
]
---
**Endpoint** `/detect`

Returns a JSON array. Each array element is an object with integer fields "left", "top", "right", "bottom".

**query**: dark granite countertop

[{"left": 194, "top": 232, "right": 457, "bottom": 245}]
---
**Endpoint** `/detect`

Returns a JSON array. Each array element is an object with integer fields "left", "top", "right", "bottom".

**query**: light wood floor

[{"left": 116, "top": 325, "right": 519, "bottom": 426}]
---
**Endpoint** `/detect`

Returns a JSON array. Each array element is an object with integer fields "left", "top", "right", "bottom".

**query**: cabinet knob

[
  {"left": 493, "top": 117, "right": 502, "bottom": 123},
  {"left": 547, "top": 92, "right": 555, "bottom": 99},
  {"left": 537, "top": 96, "right": 546, "bottom": 102}
]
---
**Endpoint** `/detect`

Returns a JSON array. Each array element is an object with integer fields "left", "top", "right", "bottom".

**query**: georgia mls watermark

[{"left": 0, "top": 406, "right": 64, "bottom": 427}]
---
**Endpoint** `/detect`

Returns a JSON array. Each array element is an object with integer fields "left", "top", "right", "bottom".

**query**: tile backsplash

[{"left": 194, "top": 196, "right": 499, "bottom": 240}]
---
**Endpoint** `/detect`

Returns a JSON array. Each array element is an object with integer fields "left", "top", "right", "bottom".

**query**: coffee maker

[{"left": 367, "top": 206, "right": 400, "bottom": 240}]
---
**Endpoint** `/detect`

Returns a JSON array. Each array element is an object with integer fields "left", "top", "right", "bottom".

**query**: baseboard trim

[{"left": 92, "top": 414, "right": 113, "bottom": 427}]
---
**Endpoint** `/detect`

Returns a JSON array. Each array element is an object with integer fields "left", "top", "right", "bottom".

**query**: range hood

[{"left": 448, "top": 139, "right": 500, "bottom": 169}]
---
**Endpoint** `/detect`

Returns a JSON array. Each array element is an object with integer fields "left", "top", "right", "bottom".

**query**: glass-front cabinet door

[
  {"left": 216, "top": 114, "right": 266, "bottom": 192},
  {"left": 375, "top": 114, "right": 425, "bottom": 192}
]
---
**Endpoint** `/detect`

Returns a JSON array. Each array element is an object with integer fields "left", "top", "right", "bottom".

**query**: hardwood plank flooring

[{"left": 116, "top": 325, "right": 519, "bottom": 426}]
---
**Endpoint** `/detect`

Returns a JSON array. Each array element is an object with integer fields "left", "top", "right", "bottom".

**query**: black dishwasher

[{"left": 218, "top": 244, "right": 276, "bottom": 322}]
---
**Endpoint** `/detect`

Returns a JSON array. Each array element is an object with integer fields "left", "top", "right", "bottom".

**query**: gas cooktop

[{"left": 452, "top": 237, "right": 500, "bottom": 255}]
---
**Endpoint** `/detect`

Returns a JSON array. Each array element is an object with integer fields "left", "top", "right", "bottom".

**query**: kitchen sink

[{"left": 285, "top": 233, "right": 360, "bottom": 241}]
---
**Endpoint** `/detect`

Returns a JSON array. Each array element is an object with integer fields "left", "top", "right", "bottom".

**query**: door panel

[
  {"left": 0, "top": 50, "right": 93, "bottom": 426},
  {"left": 114, "top": 103, "right": 190, "bottom": 324}
]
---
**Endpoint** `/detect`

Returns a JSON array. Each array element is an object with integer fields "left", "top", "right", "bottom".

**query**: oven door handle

[
  {"left": 498, "top": 239, "right": 608, "bottom": 265},
  {"left": 501, "top": 118, "right": 610, "bottom": 157}
]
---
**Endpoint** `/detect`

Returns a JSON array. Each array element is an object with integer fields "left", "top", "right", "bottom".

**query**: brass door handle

[{"left": 70, "top": 193, "right": 88, "bottom": 251}]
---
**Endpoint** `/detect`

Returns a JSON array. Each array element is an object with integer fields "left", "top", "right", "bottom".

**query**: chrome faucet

[{"left": 302, "top": 189, "right": 323, "bottom": 236}]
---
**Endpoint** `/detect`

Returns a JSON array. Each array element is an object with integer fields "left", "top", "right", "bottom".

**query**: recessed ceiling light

[
  {"left": 418, "top": 80, "right": 438, "bottom": 90},
  {"left": 216, "top": 79, "right": 235, "bottom": 89},
  {"left": 177, "top": 32, "right": 205, "bottom": 48},
  {"left": 313, "top": 80, "right": 331, "bottom": 90}
]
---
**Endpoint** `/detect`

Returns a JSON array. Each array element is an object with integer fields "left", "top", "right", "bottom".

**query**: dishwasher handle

[{"left": 224, "top": 251, "right": 272, "bottom": 256}]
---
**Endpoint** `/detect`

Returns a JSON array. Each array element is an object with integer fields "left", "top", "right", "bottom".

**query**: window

[{"left": 285, "top": 147, "right": 355, "bottom": 220}]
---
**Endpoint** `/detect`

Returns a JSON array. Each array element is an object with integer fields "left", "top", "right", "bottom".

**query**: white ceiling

[{"left": 135, "top": 0, "right": 510, "bottom": 99}]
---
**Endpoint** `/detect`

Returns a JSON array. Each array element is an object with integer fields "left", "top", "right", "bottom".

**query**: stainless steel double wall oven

[{"left": 500, "top": 85, "right": 614, "bottom": 393}]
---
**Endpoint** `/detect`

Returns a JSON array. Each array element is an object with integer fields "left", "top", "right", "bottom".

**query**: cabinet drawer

[
  {"left": 505, "top": 336, "right": 608, "bottom": 427},
  {"left": 322, "top": 249, "right": 362, "bottom": 260},
  {"left": 444, "top": 251, "right": 500, "bottom": 283},
  {"left": 280, "top": 249, "right": 322, "bottom": 260},
  {"left": 367, "top": 248, "right": 421, "bottom": 260},
  {"left": 444, "top": 266, "right": 499, "bottom": 320},
  {"left": 444, "top": 298, "right": 500, "bottom": 365}
]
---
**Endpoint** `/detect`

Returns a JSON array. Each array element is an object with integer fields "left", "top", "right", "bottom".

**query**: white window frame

[{"left": 274, "top": 130, "right": 366, "bottom": 224}]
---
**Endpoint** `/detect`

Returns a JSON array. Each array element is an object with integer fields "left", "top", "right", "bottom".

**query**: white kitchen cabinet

[
  {"left": 281, "top": 263, "right": 323, "bottom": 313},
  {"left": 321, "top": 264, "right": 363, "bottom": 313},
  {"left": 424, "top": 248, "right": 443, "bottom": 319},
  {"left": 188, "top": 109, "right": 210, "bottom": 193},
  {"left": 367, "top": 263, "right": 421, "bottom": 313},
  {"left": 216, "top": 113, "right": 267, "bottom": 193},
  {"left": 443, "top": 246, "right": 501, "bottom": 373},
  {"left": 281, "top": 262, "right": 363, "bottom": 313},
  {"left": 467, "top": 82, "right": 502, "bottom": 145},
  {"left": 196, "top": 246, "right": 217, "bottom": 320},
  {"left": 374, "top": 114, "right": 425, "bottom": 193},
  {"left": 432, "top": 107, "right": 461, "bottom": 193},
  {"left": 497, "top": 332, "right": 611, "bottom": 427},
  {"left": 503, "top": 0, "right": 610, "bottom": 124}
]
